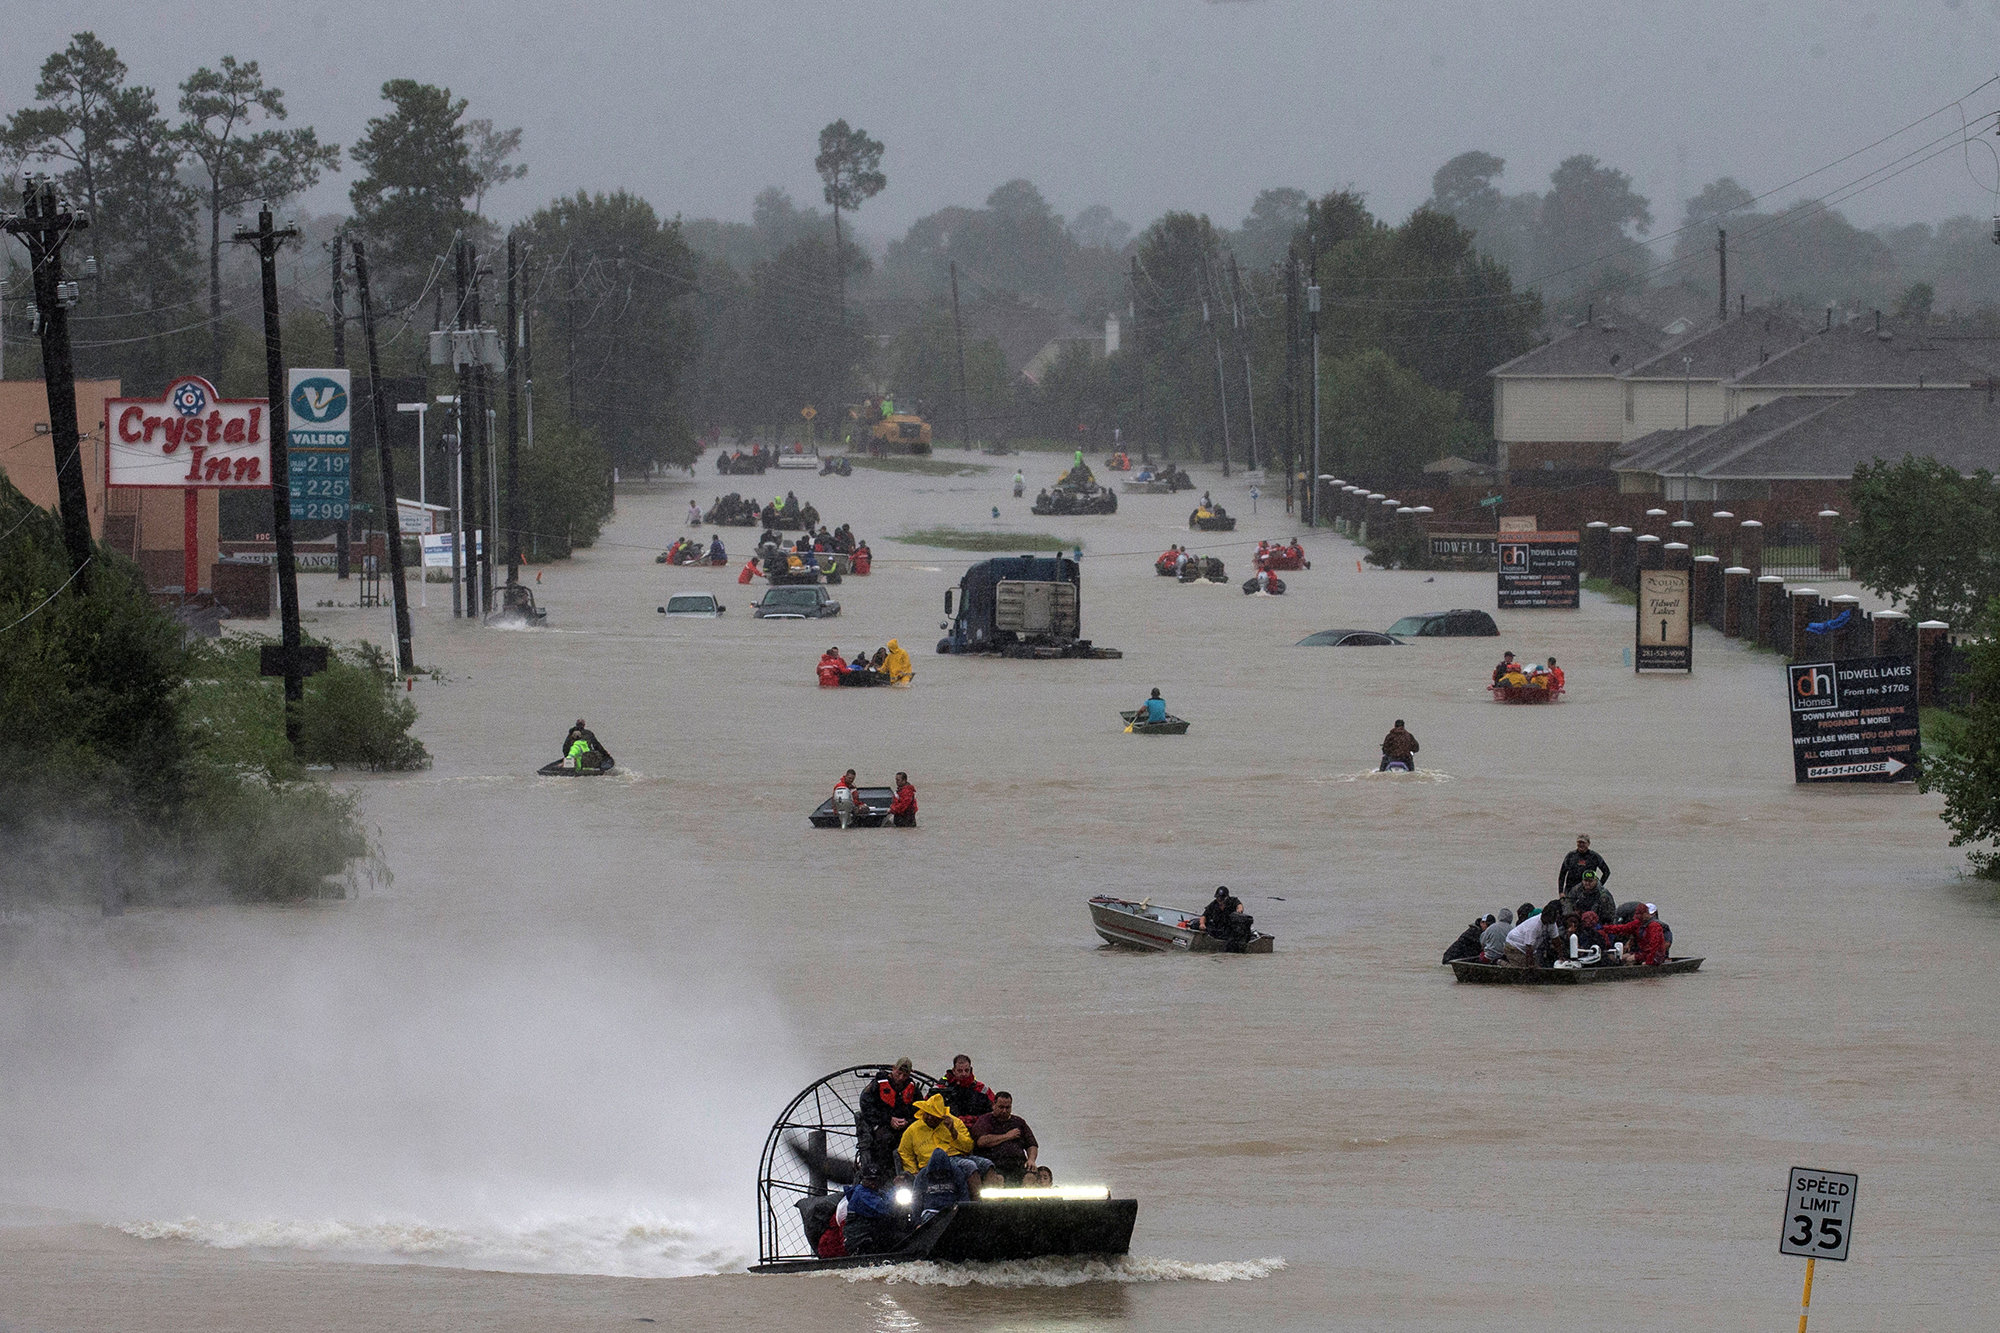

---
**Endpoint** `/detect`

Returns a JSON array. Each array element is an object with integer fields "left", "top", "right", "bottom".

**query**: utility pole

[
  {"left": 506, "top": 232, "right": 521, "bottom": 586},
  {"left": 1129, "top": 257, "right": 1150, "bottom": 462},
  {"left": 351, "top": 239, "right": 414, "bottom": 675},
  {"left": 234, "top": 204, "right": 306, "bottom": 747},
  {"left": 1307, "top": 227, "right": 1322, "bottom": 528},
  {"left": 949, "top": 260, "right": 970, "bottom": 449},
  {"left": 329, "top": 231, "right": 350, "bottom": 580},
  {"left": 3, "top": 180, "right": 94, "bottom": 584},
  {"left": 1283, "top": 247, "right": 1299, "bottom": 516},
  {"left": 453, "top": 239, "right": 471, "bottom": 617},
  {"left": 1227, "top": 250, "right": 1258, "bottom": 472},
  {"left": 469, "top": 252, "right": 493, "bottom": 615},
  {"left": 1716, "top": 228, "right": 1728, "bottom": 323},
  {"left": 1202, "top": 256, "right": 1232, "bottom": 476}
]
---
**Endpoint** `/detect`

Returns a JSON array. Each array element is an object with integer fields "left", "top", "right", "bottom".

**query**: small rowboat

[
  {"left": 1088, "top": 895, "right": 1274, "bottom": 953},
  {"left": 1447, "top": 956, "right": 1703, "bottom": 984},
  {"left": 1119, "top": 709, "right": 1190, "bottom": 735},
  {"left": 1489, "top": 682, "right": 1563, "bottom": 704},
  {"left": 809, "top": 786, "right": 895, "bottom": 828}
]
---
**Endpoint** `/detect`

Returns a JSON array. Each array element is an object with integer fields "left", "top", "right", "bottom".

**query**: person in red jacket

[
  {"left": 817, "top": 647, "right": 848, "bottom": 688},
  {"left": 1603, "top": 902, "right": 1668, "bottom": 965},
  {"left": 889, "top": 771, "right": 918, "bottom": 827},
  {"left": 1546, "top": 656, "right": 1565, "bottom": 690}
]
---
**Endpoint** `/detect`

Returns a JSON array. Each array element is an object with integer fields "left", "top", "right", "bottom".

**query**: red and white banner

[{"left": 106, "top": 375, "right": 271, "bottom": 488}]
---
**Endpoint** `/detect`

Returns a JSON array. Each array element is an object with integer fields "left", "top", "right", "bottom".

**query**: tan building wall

[
  {"left": 1624, "top": 379, "right": 1728, "bottom": 441},
  {"left": 1495, "top": 376, "right": 1625, "bottom": 444},
  {"left": 0, "top": 378, "right": 219, "bottom": 592}
]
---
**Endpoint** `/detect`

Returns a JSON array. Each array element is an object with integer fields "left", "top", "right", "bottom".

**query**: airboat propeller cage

[{"left": 756, "top": 1064, "right": 939, "bottom": 1265}]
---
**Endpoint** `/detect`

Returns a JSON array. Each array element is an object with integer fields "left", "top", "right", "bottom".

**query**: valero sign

[{"left": 106, "top": 375, "right": 271, "bottom": 488}]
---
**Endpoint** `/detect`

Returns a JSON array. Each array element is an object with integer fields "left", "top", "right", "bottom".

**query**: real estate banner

[
  {"left": 1636, "top": 568, "right": 1692, "bottom": 671},
  {"left": 1787, "top": 654, "right": 1920, "bottom": 783},
  {"left": 1497, "top": 531, "right": 1579, "bottom": 609}
]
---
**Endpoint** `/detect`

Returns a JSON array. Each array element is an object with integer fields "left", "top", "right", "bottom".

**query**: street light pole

[
  {"left": 398, "top": 401, "right": 428, "bottom": 607},
  {"left": 1682, "top": 354, "right": 1693, "bottom": 521},
  {"left": 438, "top": 393, "right": 461, "bottom": 617}
]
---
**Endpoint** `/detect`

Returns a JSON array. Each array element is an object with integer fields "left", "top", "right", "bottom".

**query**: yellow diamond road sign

[{"left": 801, "top": 405, "right": 817, "bottom": 419}]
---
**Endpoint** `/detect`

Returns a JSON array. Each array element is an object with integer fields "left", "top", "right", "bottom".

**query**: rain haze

[{"left": 10, "top": 0, "right": 2000, "bottom": 238}]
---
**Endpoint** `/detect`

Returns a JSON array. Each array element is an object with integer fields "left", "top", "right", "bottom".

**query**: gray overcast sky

[{"left": 12, "top": 0, "right": 2000, "bottom": 251}]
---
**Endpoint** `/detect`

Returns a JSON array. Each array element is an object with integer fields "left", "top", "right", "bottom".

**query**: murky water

[{"left": 3, "top": 455, "right": 1995, "bottom": 1331}]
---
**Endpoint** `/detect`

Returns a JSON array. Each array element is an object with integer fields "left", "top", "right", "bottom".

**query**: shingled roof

[
  {"left": 1490, "top": 320, "right": 1665, "bottom": 378},
  {"left": 1623, "top": 307, "right": 1815, "bottom": 380},
  {"left": 1615, "top": 389, "right": 2000, "bottom": 481},
  {"left": 1733, "top": 323, "right": 1987, "bottom": 388}
]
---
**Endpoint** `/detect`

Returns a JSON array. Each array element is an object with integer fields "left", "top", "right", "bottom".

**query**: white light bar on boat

[{"left": 977, "top": 1186, "right": 1110, "bottom": 1201}]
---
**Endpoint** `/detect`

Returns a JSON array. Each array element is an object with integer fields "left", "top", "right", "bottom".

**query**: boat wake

[
  {"left": 1317, "top": 768, "right": 1453, "bottom": 783},
  {"left": 832, "top": 1255, "right": 1286, "bottom": 1287},
  {"left": 116, "top": 1211, "right": 749, "bottom": 1279}
]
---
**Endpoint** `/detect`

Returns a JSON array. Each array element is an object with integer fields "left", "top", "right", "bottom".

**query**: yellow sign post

[
  {"left": 1780, "top": 1167, "right": 1855, "bottom": 1333},
  {"left": 800, "top": 405, "right": 817, "bottom": 420}
]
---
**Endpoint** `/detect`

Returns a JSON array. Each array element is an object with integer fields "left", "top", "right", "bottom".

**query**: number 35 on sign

[{"left": 1781, "top": 1167, "right": 1856, "bottom": 1261}]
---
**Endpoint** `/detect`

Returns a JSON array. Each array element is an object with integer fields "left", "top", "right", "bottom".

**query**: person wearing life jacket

[
  {"left": 883, "top": 639, "right": 914, "bottom": 685},
  {"left": 857, "top": 1058, "right": 922, "bottom": 1178},
  {"left": 737, "top": 555, "right": 759, "bottom": 584},
  {"left": 851, "top": 542, "right": 872, "bottom": 575},
  {"left": 1255, "top": 540, "right": 1271, "bottom": 568},
  {"left": 1602, "top": 901, "right": 1669, "bottom": 965},
  {"left": 562, "top": 719, "right": 601, "bottom": 766},
  {"left": 817, "top": 647, "right": 848, "bottom": 688},
  {"left": 1546, "top": 656, "right": 1565, "bottom": 690},
  {"left": 889, "top": 772, "right": 918, "bottom": 826},
  {"left": 567, "top": 735, "right": 594, "bottom": 771},
  {"left": 939, "top": 1054, "right": 994, "bottom": 1120},
  {"left": 832, "top": 769, "right": 874, "bottom": 826}
]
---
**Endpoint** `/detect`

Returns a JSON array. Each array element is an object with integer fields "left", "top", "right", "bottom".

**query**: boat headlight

[
  {"left": 977, "top": 1185, "right": 1110, "bottom": 1201},
  {"left": 893, "top": 1187, "right": 914, "bottom": 1207}
]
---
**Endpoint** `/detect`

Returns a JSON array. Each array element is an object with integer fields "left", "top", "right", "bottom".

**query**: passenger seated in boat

[
  {"left": 831, "top": 769, "right": 877, "bottom": 825},
  {"left": 1502, "top": 904, "right": 1550, "bottom": 966},
  {"left": 1026, "top": 1165, "right": 1054, "bottom": 1187},
  {"left": 562, "top": 719, "right": 602, "bottom": 767},
  {"left": 856, "top": 1058, "right": 921, "bottom": 1178},
  {"left": 1198, "top": 889, "right": 1254, "bottom": 949},
  {"left": 1565, "top": 869, "right": 1616, "bottom": 922},
  {"left": 915, "top": 1147, "right": 970, "bottom": 1215},
  {"left": 1533, "top": 901, "right": 1573, "bottom": 967},
  {"left": 1036, "top": 487, "right": 1052, "bottom": 507},
  {"left": 897, "top": 1095, "right": 996, "bottom": 1193},
  {"left": 940, "top": 1054, "right": 994, "bottom": 1119},
  {"left": 1492, "top": 652, "right": 1518, "bottom": 684},
  {"left": 1443, "top": 914, "right": 1494, "bottom": 964},
  {"left": 969, "top": 1091, "right": 1039, "bottom": 1184},
  {"left": 838, "top": 1165, "right": 901, "bottom": 1255},
  {"left": 1478, "top": 908, "right": 1515, "bottom": 962},
  {"left": 1602, "top": 901, "right": 1669, "bottom": 965},
  {"left": 1137, "top": 687, "right": 1168, "bottom": 724}
]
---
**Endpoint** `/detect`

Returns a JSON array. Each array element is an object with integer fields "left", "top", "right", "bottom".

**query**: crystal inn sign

[
  {"left": 105, "top": 375, "right": 273, "bottom": 596},
  {"left": 107, "top": 375, "right": 272, "bottom": 486}
]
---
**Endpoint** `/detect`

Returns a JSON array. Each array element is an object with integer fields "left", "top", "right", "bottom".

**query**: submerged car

[
  {"left": 660, "top": 592, "right": 726, "bottom": 617},
  {"left": 1386, "top": 609, "right": 1500, "bottom": 638},
  {"left": 755, "top": 585, "right": 841, "bottom": 619},
  {"left": 1297, "top": 628, "right": 1405, "bottom": 647}
]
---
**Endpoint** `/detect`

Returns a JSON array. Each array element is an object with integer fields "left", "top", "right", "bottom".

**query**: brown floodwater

[{"left": 2, "top": 456, "right": 1994, "bottom": 1332}]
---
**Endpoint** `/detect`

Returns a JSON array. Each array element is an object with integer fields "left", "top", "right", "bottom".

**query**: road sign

[
  {"left": 1787, "top": 655, "right": 1919, "bottom": 784},
  {"left": 801, "top": 405, "right": 817, "bottom": 420},
  {"left": 1636, "top": 568, "right": 1692, "bottom": 671},
  {"left": 1781, "top": 1167, "right": 1856, "bottom": 1261}
]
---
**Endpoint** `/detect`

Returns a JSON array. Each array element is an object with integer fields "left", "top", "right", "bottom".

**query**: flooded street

[{"left": 4, "top": 457, "right": 1996, "bottom": 1332}]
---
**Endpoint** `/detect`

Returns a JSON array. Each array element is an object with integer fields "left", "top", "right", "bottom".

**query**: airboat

[{"left": 750, "top": 1065, "right": 1139, "bottom": 1274}]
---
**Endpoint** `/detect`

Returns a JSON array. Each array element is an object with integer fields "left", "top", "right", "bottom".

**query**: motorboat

[
  {"left": 749, "top": 1065, "right": 1137, "bottom": 1274},
  {"left": 1087, "top": 895, "right": 1274, "bottom": 953},
  {"left": 1447, "top": 956, "right": 1703, "bottom": 984},
  {"left": 1489, "top": 681, "right": 1563, "bottom": 703},
  {"left": 809, "top": 786, "right": 895, "bottom": 827}
]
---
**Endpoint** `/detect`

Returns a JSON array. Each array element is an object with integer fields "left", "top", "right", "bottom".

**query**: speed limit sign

[{"left": 1781, "top": 1167, "right": 1857, "bottom": 1261}]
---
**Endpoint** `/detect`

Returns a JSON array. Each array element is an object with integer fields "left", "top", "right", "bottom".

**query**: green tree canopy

[
  {"left": 349, "top": 79, "right": 478, "bottom": 305},
  {"left": 1846, "top": 456, "right": 2000, "bottom": 625}
]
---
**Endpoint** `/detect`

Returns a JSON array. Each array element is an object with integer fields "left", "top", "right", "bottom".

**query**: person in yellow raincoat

[
  {"left": 883, "top": 638, "right": 914, "bottom": 685},
  {"left": 897, "top": 1093, "right": 998, "bottom": 1191}
]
